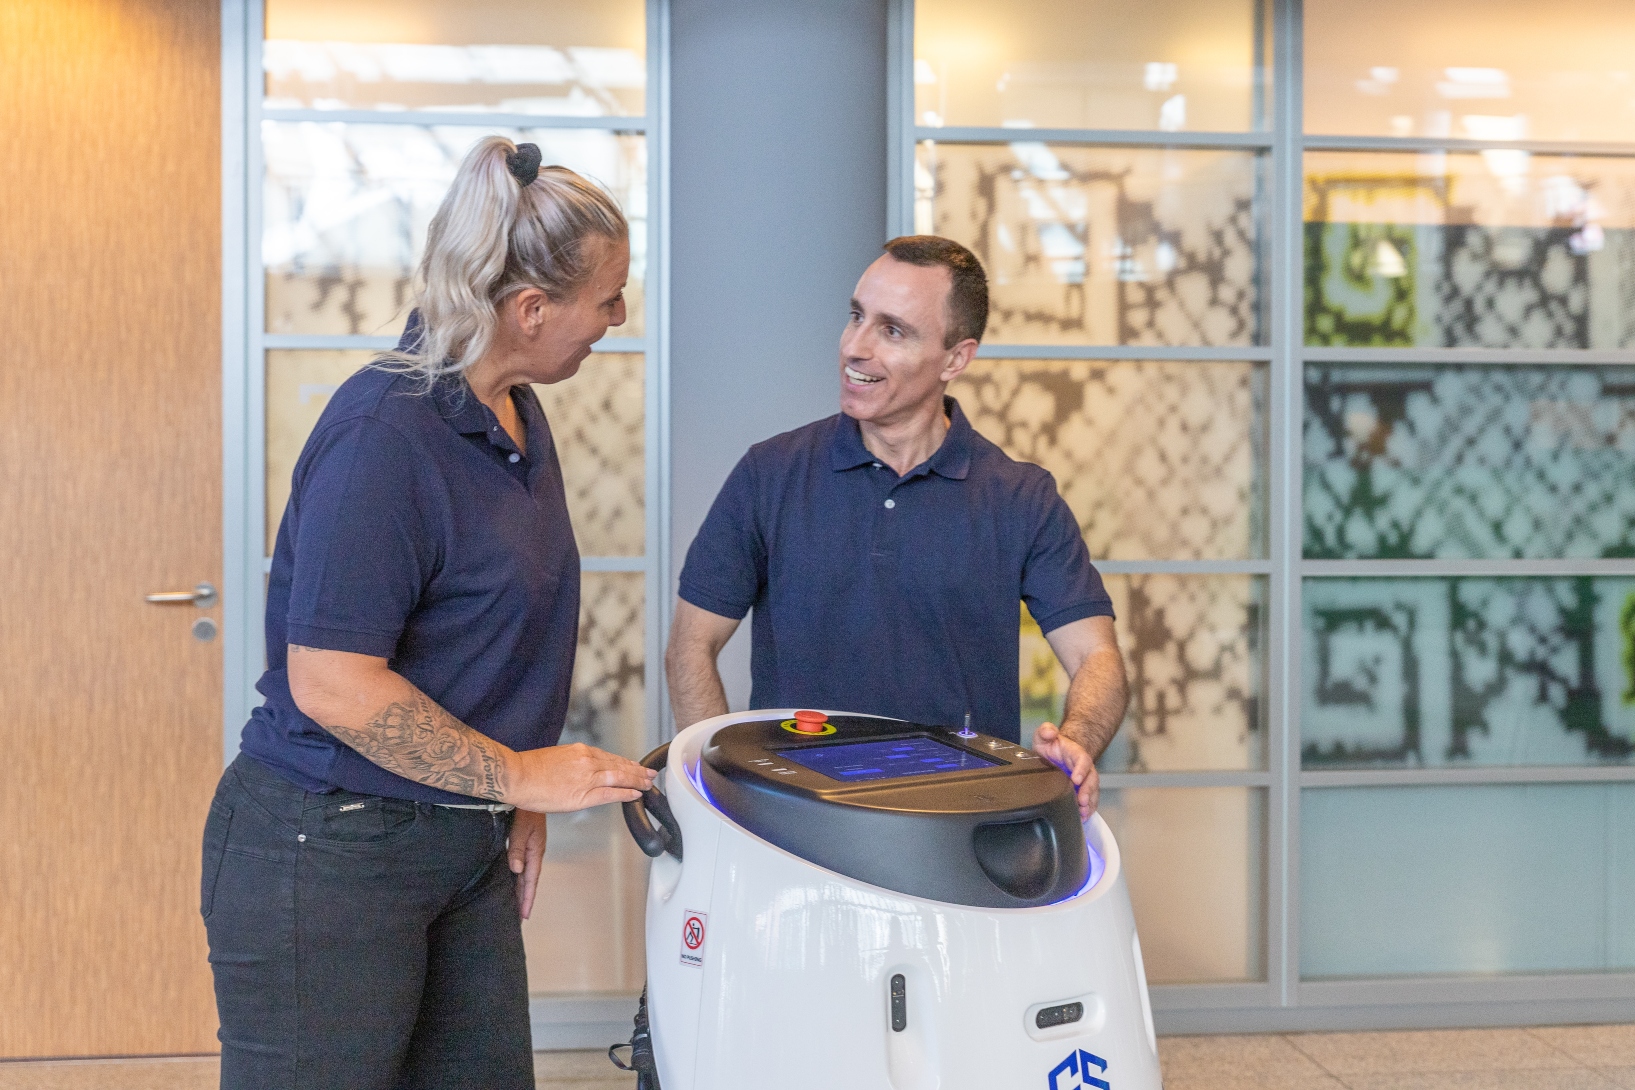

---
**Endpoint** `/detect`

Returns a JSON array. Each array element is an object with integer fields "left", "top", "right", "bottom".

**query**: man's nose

[{"left": 840, "top": 323, "right": 871, "bottom": 360}]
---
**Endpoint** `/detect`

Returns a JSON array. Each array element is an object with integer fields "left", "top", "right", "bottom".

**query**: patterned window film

[
  {"left": 910, "top": 0, "right": 1635, "bottom": 1004},
  {"left": 920, "top": 144, "right": 1264, "bottom": 347}
]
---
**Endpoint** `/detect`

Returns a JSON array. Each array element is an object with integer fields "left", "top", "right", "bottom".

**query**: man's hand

[
  {"left": 509, "top": 808, "right": 548, "bottom": 919},
  {"left": 1032, "top": 723, "right": 1099, "bottom": 821}
]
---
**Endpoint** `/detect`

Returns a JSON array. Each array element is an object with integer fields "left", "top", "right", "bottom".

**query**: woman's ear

[{"left": 510, "top": 287, "right": 552, "bottom": 336}]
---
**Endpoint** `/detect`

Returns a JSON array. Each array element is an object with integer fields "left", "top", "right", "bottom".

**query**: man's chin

[{"left": 838, "top": 389, "right": 882, "bottom": 422}]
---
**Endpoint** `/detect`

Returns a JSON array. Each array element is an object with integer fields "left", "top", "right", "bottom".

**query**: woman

[{"left": 202, "top": 138, "right": 655, "bottom": 1090}]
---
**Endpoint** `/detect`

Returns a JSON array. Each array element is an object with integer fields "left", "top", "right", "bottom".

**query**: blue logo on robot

[{"left": 1048, "top": 1049, "right": 1110, "bottom": 1090}]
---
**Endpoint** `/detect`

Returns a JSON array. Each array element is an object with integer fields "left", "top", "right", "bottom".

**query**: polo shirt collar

[
  {"left": 433, "top": 376, "right": 495, "bottom": 436},
  {"left": 828, "top": 396, "right": 973, "bottom": 481}
]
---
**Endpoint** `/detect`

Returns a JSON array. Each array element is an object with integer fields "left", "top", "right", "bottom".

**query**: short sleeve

[
  {"left": 284, "top": 417, "right": 441, "bottom": 657},
  {"left": 1021, "top": 475, "right": 1114, "bottom": 634},
  {"left": 677, "top": 453, "right": 767, "bottom": 621}
]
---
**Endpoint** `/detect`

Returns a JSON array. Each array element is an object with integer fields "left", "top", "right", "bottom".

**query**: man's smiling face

[{"left": 838, "top": 255, "right": 967, "bottom": 428}]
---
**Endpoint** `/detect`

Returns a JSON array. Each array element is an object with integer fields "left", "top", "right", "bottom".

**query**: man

[{"left": 666, "top": 236, "right": 1127, "bottom": 817}]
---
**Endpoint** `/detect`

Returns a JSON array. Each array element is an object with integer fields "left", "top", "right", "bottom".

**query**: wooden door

[{"left": 0, "top": 0, "right": 223, "bottom": 1058}]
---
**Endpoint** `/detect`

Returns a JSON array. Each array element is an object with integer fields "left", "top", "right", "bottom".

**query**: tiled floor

[{"left": 0, "top": 1026, "right": 1632, "bottom": 1089}]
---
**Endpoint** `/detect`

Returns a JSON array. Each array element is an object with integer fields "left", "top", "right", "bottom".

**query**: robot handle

[{"left": 623, "top": 743, "right": 684, "bottom": 860}]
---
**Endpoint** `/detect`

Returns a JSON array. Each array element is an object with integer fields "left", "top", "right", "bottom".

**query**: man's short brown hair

[{"left": 882, "top": 235, "right": 988, "bottom": 348}]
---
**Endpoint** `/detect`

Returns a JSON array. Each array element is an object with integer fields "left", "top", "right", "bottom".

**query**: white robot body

[{"left": 639, "top": 710, "right": 1162, "bottom": 1090}]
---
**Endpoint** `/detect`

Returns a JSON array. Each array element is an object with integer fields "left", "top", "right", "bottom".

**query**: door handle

[{"left": 145, "top": 582, "right": 217, "bottom": 608}]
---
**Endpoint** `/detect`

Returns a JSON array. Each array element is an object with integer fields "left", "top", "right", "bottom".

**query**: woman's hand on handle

[{"left": 508, "top": 743, "right": 656, "bottom": 813}]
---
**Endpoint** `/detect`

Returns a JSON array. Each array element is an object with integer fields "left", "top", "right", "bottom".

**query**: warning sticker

[{"left": 679, "top": 910, "right": 708, "bottom": 969}]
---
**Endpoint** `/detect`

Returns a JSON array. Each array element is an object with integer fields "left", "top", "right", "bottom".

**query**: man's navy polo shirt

[
  {"left": 240, "top": 357, "right": 581, "bottom": 804},
  {"left": 678, "top": 397, "right": 1113, "bottom": 742}
]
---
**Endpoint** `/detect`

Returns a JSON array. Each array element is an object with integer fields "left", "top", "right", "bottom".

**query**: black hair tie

[{"left": 506, "top": 143, "right": 543, "bottom": 187}]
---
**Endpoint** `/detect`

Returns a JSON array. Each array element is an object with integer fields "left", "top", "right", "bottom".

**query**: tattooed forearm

[{"left": 319, "top": 690, "right": 511, "bottom": 801}]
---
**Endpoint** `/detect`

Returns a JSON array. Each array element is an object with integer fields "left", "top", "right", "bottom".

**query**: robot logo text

[{"left": 1048, "top": 1048, "right": 1110, "bottom": 1090}]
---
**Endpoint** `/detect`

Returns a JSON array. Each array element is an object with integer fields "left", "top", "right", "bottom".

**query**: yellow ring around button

[{"left": 780, "top": 718, "right": 837, "bottom": 736}]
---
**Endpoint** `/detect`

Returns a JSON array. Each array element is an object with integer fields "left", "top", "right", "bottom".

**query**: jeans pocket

[
  {"left": 306, "top": 796, "right": 420, "bottom": 846},
  {"left": 201, "top": 798, "right": 233, "bottom": 920}
]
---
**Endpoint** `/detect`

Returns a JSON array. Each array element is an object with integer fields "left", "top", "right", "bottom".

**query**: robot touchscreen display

[{"left": 774, "top": 736, "right": 1000, "bottom": 783}]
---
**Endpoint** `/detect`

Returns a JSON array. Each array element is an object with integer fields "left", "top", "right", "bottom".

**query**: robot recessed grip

[{"left": 971, "top": 817, "right": 1060, "bottom": 901}]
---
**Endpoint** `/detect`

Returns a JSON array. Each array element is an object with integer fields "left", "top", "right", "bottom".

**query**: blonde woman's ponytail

[{"left": 383, "top": 136, "right": 628, "bottom": 386}]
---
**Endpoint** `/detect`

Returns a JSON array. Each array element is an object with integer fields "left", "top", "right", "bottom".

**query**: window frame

[
  {"left": 890, "top": 0, "right": 1635, "bottom": 1029},
  {"left": 221, "top": 0, "right": 671, "bottom": 1035}
]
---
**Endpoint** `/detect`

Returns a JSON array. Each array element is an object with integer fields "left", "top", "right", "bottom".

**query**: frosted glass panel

[
  {"left": 1302, "top": 784, "right": 1635, "bottom": 977},
  {"left": 1024, "top": 576, "right": 1264, "bottom": 773},
  {"left": 1303, "top": 578, "right": 1635, "bottom": 769},
  {"left": 1305, "top": 366, "right": 1635, "bottom": 560},
  {"left": 264, "top": 349, "right": 376, "bottom": 555},
  {"left": 524, "top": 571, "right": 647, "bottom": 994},
  {"left": 264, "top": 0, "right": 645, "bottom": 116},
  {"left": 955, "top": 359, "right": 1266, "bottom": 560},
  {"left": 919, "top": 143, "right": 1263, "bottom": 346},
  {"left": 1099, "top": 788, "right": 1265, "bottom": 983},
  {"left": 915, "top": 0, "right": 1262, "bottom": 132},
  {"left": 263, "top": 122, "right": 646, "bottom": 337},
  {"left": 267, "top": 351, "right": 646, "bottom": 557},
  {"left": 1306, "top": 0, "right": 1635, "bottom": 143},
  {"left": 531, "top": 353, "right": 645, "bottom": 558},
  {"left": 1305, "top": 152, "right": 1635, "bottom": 350}
]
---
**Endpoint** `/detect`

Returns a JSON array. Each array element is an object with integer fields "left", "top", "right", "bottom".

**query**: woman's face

[{"left": 513, "top": 236, "right": 631, "bottom": 385}]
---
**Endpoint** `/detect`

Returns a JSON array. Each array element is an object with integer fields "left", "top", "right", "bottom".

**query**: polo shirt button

[
  {"left": 884, "top": 498, "right": 896, "bottom": 509},
  {"left": 508, "top": 452, "right": 521, "bottom": 463}
]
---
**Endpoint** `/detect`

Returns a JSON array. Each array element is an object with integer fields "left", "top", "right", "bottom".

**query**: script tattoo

[{"left": 320, "top": 691, "right": 509, "bottom": 801}]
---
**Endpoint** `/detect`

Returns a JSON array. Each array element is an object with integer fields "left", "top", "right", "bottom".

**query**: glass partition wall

[
  {"left": 224, "top": 0, "right": 667, "bottom": 1040},
  {"left": 895, "top": 0, "right": 1635, "bottom": 1027}
]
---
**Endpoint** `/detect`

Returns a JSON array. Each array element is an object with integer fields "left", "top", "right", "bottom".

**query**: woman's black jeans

[{"left": 202, "top": 754, "right": 533, "bottom": 1090}]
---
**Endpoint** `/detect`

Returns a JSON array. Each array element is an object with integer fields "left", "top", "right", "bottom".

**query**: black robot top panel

[{"left": 700, "top": 712, "right": 1090, "bottom": 909}]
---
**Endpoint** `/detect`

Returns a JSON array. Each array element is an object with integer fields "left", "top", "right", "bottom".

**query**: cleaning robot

[{"left": 619, "top": 709, "right": 1162, "bottom": 1090}]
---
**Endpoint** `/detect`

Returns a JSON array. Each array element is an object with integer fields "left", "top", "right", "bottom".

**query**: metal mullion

[
  {"left": 1303, "top": 347, "right": 1635, "bottom": 366},
  {"left": 221, "top": 0, "right": 253, "bottom": 763},
  {"left": 919, "top": 126, "right": 1273, "bottom": 151},
  {"left": 1299, "top": 972, "right": 1635, "bottom": 1007},
  {"left": 244, "top": 0, "right": 270, "bottom": 730},
  {"left": 1304, "top": 559, "right": 1635, "bottom": 578},
  {"left": 1302, "top": 766, "right": 1635, "bottom": 788},
  {"left": 583, "top": 556, "right": 647, "bottom": 573},
  {"left": 1093, "top": 560, "right": 1271, "bottom": 575},
  {"left": 976, "top": 344, "right": 1272, "bottom": 362},
  {"left": 261, "top": 334, "right": 649, "bottom": 353},
  {"left": 645, "top": 0, "right": 671, "bottom": 751},
  {"left": 261, "top": 108, "right": 647, "bottom": 133},
  {"left": 886, "top": 0, "right": 916, "bottom": 238},
  {"left": 1266, "top": 0, "right": 1303, "bottom": 1012},
  {"left": 1101, "top": 772, "right": 1273, "bottom": 790},
  {"left": 1304, "top": 134, "right": 1635, "bottom": 158}
]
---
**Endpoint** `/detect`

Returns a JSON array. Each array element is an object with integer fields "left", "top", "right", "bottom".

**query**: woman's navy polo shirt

[
  {"left": 240, "top": 362, "right": 580, "bottom": 804},
  {"left": 677, "top": 397, "right": 1113, "bottom": 742}
]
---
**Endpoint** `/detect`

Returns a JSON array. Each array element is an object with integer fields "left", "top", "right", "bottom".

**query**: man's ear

[{"left": 939, "top": 338, "right": 980, "bottom": 384}]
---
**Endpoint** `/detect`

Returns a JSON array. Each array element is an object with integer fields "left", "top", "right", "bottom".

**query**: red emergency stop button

[{"left": 792, "top": 710, "right": 828, "bottom": 733}]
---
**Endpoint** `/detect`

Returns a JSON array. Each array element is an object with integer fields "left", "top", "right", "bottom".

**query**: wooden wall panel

[{"left": 0, "top": 0, "right": 223, "bottom": 1058}]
